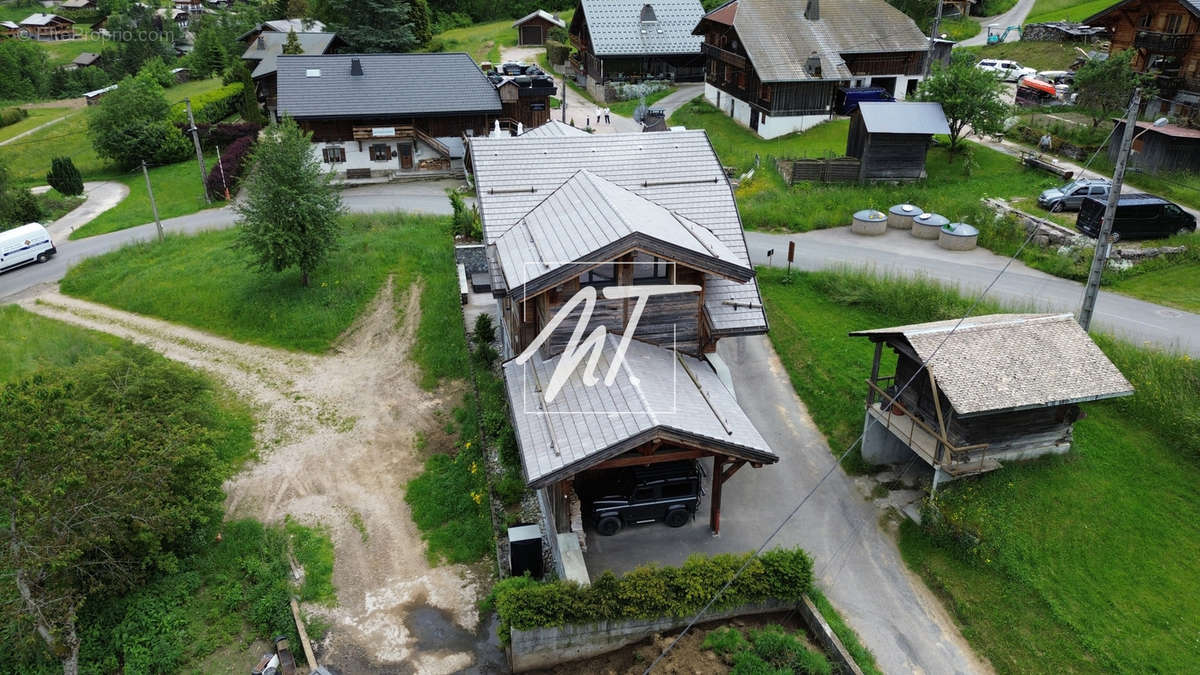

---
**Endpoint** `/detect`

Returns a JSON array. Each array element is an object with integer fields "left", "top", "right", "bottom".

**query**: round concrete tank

[
  {"left": 911, "top": 212, "right": 948, "bottom": 239},
  {"left": 887, "top": 203, "right": 921, "bottom": 229},
  {"left": 851, "top": 209, "right": 888, "bottom": 236},
  {"left": 939, "top": 222, "right": 979, "bottom": 251}
]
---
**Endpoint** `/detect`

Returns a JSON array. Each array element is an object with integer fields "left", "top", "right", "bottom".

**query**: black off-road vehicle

[{"left": 588, "top": 461, "right": 703, "bottom": 536}]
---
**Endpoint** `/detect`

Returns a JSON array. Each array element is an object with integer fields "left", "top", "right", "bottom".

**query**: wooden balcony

[
  {"left": 701, "top": 42, "right": 747, "bottom": 69},
  {"left": 1134, "top": 30, "right": 1193, "bottom": 53}
]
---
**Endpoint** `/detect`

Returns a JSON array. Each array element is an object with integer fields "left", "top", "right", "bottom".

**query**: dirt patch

[{"left": 21, "top": 281, "right": 488, "bottom": 673}]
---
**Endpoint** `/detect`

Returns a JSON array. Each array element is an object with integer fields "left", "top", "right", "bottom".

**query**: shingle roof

[
  {"left": 242, "top": 32, "right": 340, "bottom": 79},
  {"left": 577, "top": 0, "right": 705, "bottom": 56},
  {"left": 470, "top": 131, "right": 767, "bottom": 336},
  {"left": 504, "top": 335, "right": 777, "bottom": 487},
  {"left": 857, "top": 102, "right": 950, "bottom": 135},
  {"left": 276, "top": 53, "right": 502, "bottom": 119},
  {"left": 514, "top": 9, "right": 566, "bottom": 28},
  {"left": 701, "top": 0, "right": 928, "bottom": 82},
  {"left": 520, "top": 120, "right": 590, "bottom": 137},
  {"left": 850, "top": 314, "right": 1133, "bottom": 416},
  {"left": 21, "top": 13, "right": 73, "bottom": 26},
  {"left": 494, "top": 170, "right": 751, "bottom": 294}
]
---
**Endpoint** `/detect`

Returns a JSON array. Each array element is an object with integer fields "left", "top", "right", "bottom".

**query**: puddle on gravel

[{"left": 321, "top": 606, "right": 506, "bottom": 674}]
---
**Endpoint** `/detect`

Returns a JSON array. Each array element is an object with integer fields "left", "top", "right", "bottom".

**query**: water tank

[
  {"left": 850, "top": 209, "right": 888, "bottom": 236},
  {"left": 938, "top": 222, "right": 979, "bottom": 251},
  {"left": 508, "top": 524, "right": 543, "bottom": 579},
  {"left": 887, "top": 203, "right": 921, "bottom": 230},
  {"left": 911, "top": 212, "right": 948, "bottom": 240}
]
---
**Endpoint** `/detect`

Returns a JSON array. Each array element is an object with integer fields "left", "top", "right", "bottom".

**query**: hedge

[
  {"left": 486, "top": 547, "right": 813, "bottom": 644},
  {"left": 205, "top": 135, "right": 255, "bottom": 200},
  {"left": 0, "top": 106, "right": 29, "bottom": 129},
  {"left": 545, "top": 39, "right": 570, "bottom": 66},
  {"left": 168, "top": 82, "right": 243, "bottom": 125}
]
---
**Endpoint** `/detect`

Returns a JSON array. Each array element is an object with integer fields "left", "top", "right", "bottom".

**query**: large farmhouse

[
  {"left": 242, "top": 31, "right": 345, "bottom": 114},
  {"left": 470, "top": 131, "right": 776, "bottom": 579},
  {"left": 568, "top": 0, "right": 706, "bottom": 100},
  {"left": 20, "top": 13, "right": 75, "bottom": 41},
  {"left": 693, "top": 0, "right": 930, "bottom": 137}
]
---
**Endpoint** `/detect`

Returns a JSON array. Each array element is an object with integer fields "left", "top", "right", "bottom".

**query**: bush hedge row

[
  {"left": 545, "top": 39, "right": 570, "bottom": 66},
  {"left": 0, "top": 106, "right": 29, "bottom": 128},
  {"left": 168, "top": 82, "right": 243, "bottom": 125},
  {"left": 205, "top": 135, "right": 255, "bottom": 200},
  {"left": 487, "top": 547, "right": 813, "bottom": 643}
]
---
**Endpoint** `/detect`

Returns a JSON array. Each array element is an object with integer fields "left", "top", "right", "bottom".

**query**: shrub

[
  {"left": 137, "top": 56, "right": 175, "bottom": 89},
  {"left": 2, "top": 187, "right": 43, "bottom": 225},
  {"left": 473, "top": 313, "right": 496, "bottom": 348},
  {"left": 495, "top": 471, "right": 526, "bottom": 506},
  {"left": 545, "top": 39, "right": 570, "bottom": 66},
  {"left": 188, "top": 121, "right": 261, "bottom": 147},
  {"left": 703, "top": 626, "right": 751, "bottom": 658},
  {"left": 205, "top": 135, "right": 255, "bottom": 200},
  {"left": 449, "top": 190, "right": 481, "bottom": 240},
  {"left": 168, "top": 82, "right": 243, "bottom": 125},
  {"left": 46, "top": 157, "right": 84, "bottom": 196},
  {"left": 88, "top": 73, "right": 190, "bottom": 170},
  {"left": 0, "top": 106, "right": 28, "bottom": 128}
]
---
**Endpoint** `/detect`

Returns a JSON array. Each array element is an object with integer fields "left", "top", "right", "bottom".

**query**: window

[
  {"left": 760, "top": 84, "right": 772, "bottom": 102},
  {"left": 579, "top": 263, "right": 615, "bottom": 285},
  {"left": 1164, "top": 204, "right": 1183, "bottom": 217},
  {"left": 662, "top": 483, "right": 693, "bottom": 499},
  {"left": 1166, "top": 14, "right": 1182, "bottom": 32},
  {"left": 370, "top": 144, "right": 390, "bottom": 161},
  {"left": 322, "top": 146, "right": 346, "bottom": 163},
  {"left": 736, "top": 71, "right": 746, "bottom": 88},
  {"left": 632, "top": 487, "right": 655, "bottom": 502},
  {"left": 1138, "top": 13, "right": 1153, "bottom": 28},
  {"left": 632, "top": 253, "right": 671, "bottom": 282}
]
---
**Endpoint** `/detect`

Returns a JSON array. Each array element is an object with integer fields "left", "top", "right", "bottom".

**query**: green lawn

[
  {"left": 1110, "top": 255, "right": 1200, "bottom": 313},
  {"left": 428, "top": 9, "right": 574, "bottom": 63},
  {"left": 760, "top": 267, "right": 1200, "bottom": 673},
  {"left": 41, "top": 36, "right": 107, "bottom": 67},
  {"left": 0, "top": 106, "right": 74, "bottom": 143},
  {"left": 940, "top": 17, "right": 980, "bottom": 42},
  {"left": 1026, "top": 0, "right": 1112, "bottom": 24},
  {"left": 36, "top": 188, "right": 84, "bottom": 221},
  {"left": 69, "top": 156, "right": 223, "bottom": 240},
  {"left": 959, "top": 41, "right": 1081, "bottom": 72},
  {"left": 0, "top": 304, "right": 127, "bottom": 382}
]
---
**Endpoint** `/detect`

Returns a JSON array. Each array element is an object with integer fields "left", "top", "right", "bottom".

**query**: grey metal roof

[
  {"left": 713, "top": 0, "right": 928, "bottom": 83},
  {"left": 850, "top": 314, "right": 1133, "bottom": 416},
  {"left": 503, "top": 335, "right": 777, "bottom": 487},
  {"left": 72, "top": 52, "right": 101, "bottom": 66},
  {"left": 21, "top": 13, "right": 73, "bottom": 26},
  {"left": 242, "top": 32, "right": 340, "bottom": 79},
  {"left": 236, "top": 18, "right": 326, "bottom": 41},
  {"left": 857, "top": 102, "right": 950, "bottom": 135},
  {"left": 514, "top": 9, "right": 566, "bottom": 28},
  {"left": 276, "top": 53, "right": 502, "bottom": 119},
  {"left": 578, "top": 0, "right": 704, "bottom": 56},
  {"left": 470, "top": 131, "right": 767, "bottom": 336},
  {"left": 520, "top": 120, "right": 590, "bottom": 137},
  {"left": 494, "top": 169, "right": 751, "bottom": 293},
  {"left": 1, "top": 21, "right": 18, "bottom": 29}
]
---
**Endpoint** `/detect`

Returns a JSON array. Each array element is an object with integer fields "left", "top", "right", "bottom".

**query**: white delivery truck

[{"left": 0, "top": 222, "right": 56, "bottom": 272}]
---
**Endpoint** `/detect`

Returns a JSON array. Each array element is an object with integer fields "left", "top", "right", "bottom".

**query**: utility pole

[
  {"left": 561, "top": 76, "right": 567, "bottom": 123},
  {"left": 1079, "top": 87, "right": 1140, "bottom": 331},
  {"left": 924, "top": 0, "right": 944, "bottom": 77},
  {"left": 185, "top": 98, "right": 210, "bottom": 204},
  {"left": 142, "top": 160, "right": 163, "bottom": 242}
]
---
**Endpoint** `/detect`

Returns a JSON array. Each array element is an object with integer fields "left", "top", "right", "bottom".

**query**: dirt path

[{"left": 20, "top": 284, "right": 490, "bottom": 673}]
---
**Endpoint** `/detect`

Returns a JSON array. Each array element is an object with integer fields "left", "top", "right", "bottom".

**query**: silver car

[{"left": 1038, "top": 178, "right": 1112, "bottom": 212}]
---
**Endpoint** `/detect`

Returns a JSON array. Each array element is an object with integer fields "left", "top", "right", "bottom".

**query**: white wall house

[{"left": 312, "top": 134, "right": 467, "bottom": 178}]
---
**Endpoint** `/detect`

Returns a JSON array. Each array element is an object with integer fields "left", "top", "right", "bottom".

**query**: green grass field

[
  {"left": 1026, "top": 0, "right": 1112, "bottom": 24},
  {"left": 0, "top": 106, "right": 74, "bottom": 143},
  {"left": 1110, "top": 257, "right": 1200, "bottom": 313},
  {"left": 0, "top": 303, "right": 126, "bottom": 382},
  {"left": 940, "top": 17, "right": 980, "bottom": 42},
  {"left": 69, "top": 155, "right": 223, "bottom": 240},
  {"left": 760, "top": 267, "right": 1200, "bottom": 673},
  {"left": 960, "top": 41, "right": 1081, "bottom": 71},
  {"left": 428, "top": 9, "right": 572, "bottom": 63},
  {"left": 41, "top": 36, "right": 107, "bottom": 67}
]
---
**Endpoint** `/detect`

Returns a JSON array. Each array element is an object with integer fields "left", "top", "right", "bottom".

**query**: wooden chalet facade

[
  {"left": 2, "top": 21, "right": 21, "bottom": 39},
  {"left": 19, "top": 14, "right": 75, "bottom": 41},
  {"left": 471, "top": 131, "right": 776, "bottom": 579},
  {"left": 568, "top": 0, "right": 706, "bottom": 101},
  {"left": 852, "top": 315, "right": 1132, "bottom": 489},
  {"left": 1085, "top": 0, "right": 1200, "bottom": 114},
  {"left": 242, "top": 31, "right": 344, "bottom": 114},
  {"left": 513, "top": 9, "right": 565, "bottom": 46},
  {"left": 693, "top": 0, "right": 930, "bottom": 138}
]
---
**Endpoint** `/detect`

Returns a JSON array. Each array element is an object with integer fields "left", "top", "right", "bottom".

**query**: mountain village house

[
  {"left": 513, "top": 9, "right": 566, "bottom": 46},
  {"left": 242, "top": 30, "right": 344, "bottom": 114},
  {"left": 2, "top": 21, "right": 22, "bottom": 39},
  {"left": 568, "top": 0, "right": 706, "bottom": 100},
  {"left": 693, "top": 0, "right": 930, "bottom": 137},
  {"left": 19, "top": 13, "right": 75, "bottom": 41},
  {"left": 237, "top": 18, "right": 327, "bottom": 45}
]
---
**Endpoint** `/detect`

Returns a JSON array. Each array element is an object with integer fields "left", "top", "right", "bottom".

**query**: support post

[
  {"left": 142, "top": 160, "right": 163, "bottom": 242},
  {"left": 185, "top": 98, "right": 210, "bottom": 204},
  {"left": 924, "top": 0, "right": 944, "bottom": 78},
  {"left": 867, "top": 341, "right": 883, "bottom": 406},
  {"left": 1079, "top": 88, "right": 1140, "bottom": 331},
  {"left": 709, "top": 457, "right": 724, "bottom": 536}
]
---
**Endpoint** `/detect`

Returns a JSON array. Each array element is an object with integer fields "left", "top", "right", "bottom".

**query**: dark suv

[
  {"left": 1077, "top": 193, "right": 1196, "bottom": 241},
  {"left": 589, "top": 461, "right": 702, "bottom": 536}
]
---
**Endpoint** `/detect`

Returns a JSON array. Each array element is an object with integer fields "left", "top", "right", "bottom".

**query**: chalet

[
  {"left": 242, "top": 31, "right": 344, "bottom": 113},
  {"left": 172, "top": 0, "right": 204, "bottom": 14},
  {"left": 276, "top": 53, "right": 504, "bottom": 178},
  {"left": 568, "top": 0, "right": 706, "bottom": 100},
  {"left": 59, "top": 0, "right": 97, "bottom": 10},
  {"left": 1, "top": 21, "right": 21, "bottom": 39},
  {"left": 851, "top": 314, "right": 1132, "bottom": 489},
  {"left": 471, "top": 131, "right": 776, "bottom": 578},
  {"left": 1112, "top": 118, "right": 1200, "bottom": 171},
  {"left": 693, "top": 0, "right": 930, "bottom": 138},
  {"left": 20, "top": 13, "right": 75, "bottom": 41},
  {"left": 513, "top": 9, "right": 565, "bottom": 46},
  {"left": 84, "top": 84, "right": 118, "bottom": 105},
  {"left": 156, "top": 7, "right": 189, "bottom": 31},
  {"left": 67, "top": 52, "right": 101, "bottom": 70},
  {"left": 1084, "top": 0, "right": 1200, "bottom": 116},
  {"left": 846, "top": 102, "right": 949, "bottom": 180},
  {"left": 237, "top": 18, "right": 327, "bottom": 45}
]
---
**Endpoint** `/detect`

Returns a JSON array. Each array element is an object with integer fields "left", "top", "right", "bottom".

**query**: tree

[
  {"left": 137, "top": 55, "right": 174, "bottom": 88},
  {"left": 46, "top": 157, "right": 84, "bottom": 196},
  {"left": 189, "top": 21, "right": 228, "bottom": 78},
  {"left": 410, "top": 0, "right": 432, "bottom": 47},
  {"left": 328, "top": 0, "right": 419, "bottom": 52},
  {"left": 0, "top": 349, "right": 228, "bottom": 675},
  {"left": 1073, "top": 49, "right": 1156, "bottom": 127},
  {"left": 286, "top": 0, "right": 309, "bottom": 19},
  {"left": 0, "top": 39, "right": 51, "bottom": 101},
  {"left": 916, "top": 51, "right": 1009, "bottom": 153},
  {"left": 235, "top": 117, "right": 343, "bottom": 287},
  {"left": 231, "top": 61, "right": 267, "bottom": 125},
  {"left": 87, "top": 72, "right": 191, "bottom": 170},
  {"left": 103, "top": 3, "right": 178, "bottom": 78},
  {"left": 282, "top": 28, "right": 304, "bottom": 55}
]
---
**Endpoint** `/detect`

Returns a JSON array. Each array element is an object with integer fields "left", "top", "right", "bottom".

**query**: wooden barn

[
  {"left": 2, "top": 21, "right": 21, "bottom": 39},
  {"left": 852, "top": 314, "right": 1133, "bottom": 488},
  {"left": 1112, "top": 118, "right": 1200, "bottom": 174},
  {"left": 513, "top": 9, "right": 566, "bottom": 46},
  {"left": 497, "top": 75, "right": 556, "bottom": 129},
  {"left": 846, "top": 101, "right": 950, "bottom": 181}
]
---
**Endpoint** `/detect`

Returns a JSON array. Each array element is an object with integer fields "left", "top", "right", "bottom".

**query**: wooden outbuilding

[
  {"left": 851, "top": 314, "right": 1133, "bottom": 488},
  {"left": 846, "top": 101, "right": 950, "bottom": 181},
  {"left": 1, "top": 21, "right": 21, "bottom": 39},
  {"left": 1111, "top": 118, "right": 1200, "bottom": 173},
  {"left": 497, "top": 75, "right": 556, "bottom": 129},
  {"left": 513, "top": 9, "right": 566, "bottom": 46}
]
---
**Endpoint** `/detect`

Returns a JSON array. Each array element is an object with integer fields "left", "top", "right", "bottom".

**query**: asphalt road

[
  {"left": 0, "top": 180, "right": 464, "bottom": 302},
  {"left": 744, "top": 227, "right": 1200, "bottom": 356},
  {"left": 958, "top": 0, "right": 1038, "bottom": 47}
]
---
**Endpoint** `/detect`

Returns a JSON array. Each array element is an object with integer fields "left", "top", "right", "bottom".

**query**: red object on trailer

[{"left": 1022, "top": 78, "right": 1058, "bottom": 96}]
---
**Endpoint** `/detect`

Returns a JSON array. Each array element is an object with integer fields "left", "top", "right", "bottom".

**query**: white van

[{"left": 0, "top": 223, "right": 57, "bottom": 272}]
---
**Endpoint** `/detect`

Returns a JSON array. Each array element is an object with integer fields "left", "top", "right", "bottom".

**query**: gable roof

[
  {"left": 494, "top": 170, "right": 752, "bottom": 295},
  {"left": 242, "top": 31, "right": 341, "bottom": 79},
  {"left": 2, "top": 20, "right": 20, "bottom": 29},
  {"left": 504, "top": 335, "right": 777, "bottom": 487},
  {"left": 696, "top": 0, "right": 928, "bottom": 82},
  {"left": 850, "top": 314, "right": 1133, "bottom": 416},
  {"left": 236, "top": 18, "right": 326, "bottom": 41},
  {"left": 470, "top": 131, "right": 767, "bottom": 337},
  {"left": 72, "top": 52, "right": 101, "bottom": 66},
  {"left": 21, "top": 13, "right": 73, "bottom": 26},
  {"left": 857, "top": 102, "right": 950, "bottom": 135},
  {"left": 277, "top": 53, "right": 502, "bottom": 119},
  {"left": 60, "top": 0, "right": 95, "bottom": 8},
  {"left": 521, "top": 119, "right": 590, "bottom": 137},
  {"left": 574, "top": 0, "right": 705, "bottom": 56},
  {"left": 1085, "top": 0, "right": 1200, "bottom": 24},
  {"left": 514, "top": 9, "right": 566, "bottom": 28}
]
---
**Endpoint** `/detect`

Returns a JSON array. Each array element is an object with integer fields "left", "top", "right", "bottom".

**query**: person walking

[{"left": 603, "top": 107, "right": 611, "bottom": 124}]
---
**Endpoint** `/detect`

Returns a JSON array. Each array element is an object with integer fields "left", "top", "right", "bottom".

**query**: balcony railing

[
  {"left": 1134, "top": 30, "right": 1193, "bottom": 52},
  {"left": 701, "top": 42, "right": 747, "bottom": 69}
]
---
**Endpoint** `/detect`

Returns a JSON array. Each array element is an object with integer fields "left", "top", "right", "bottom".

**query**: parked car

[
  {"left": 1077, "top": 193, "right": 1196, "bottom": 240},
  {"left": 0, "top": 222, "right": 56, "bottom": 273},
  {"left": 834, "top": 86, "right": 895, "bottom": 115},
  {"left": 1038, "top": 178, "right": 1112, "bottom": 211},
  {"left": 976, "top": 59, "right": 1037, "bottom": 82},
  {"left": 588, "top": 460, "right": 702, "bottom": 535}
]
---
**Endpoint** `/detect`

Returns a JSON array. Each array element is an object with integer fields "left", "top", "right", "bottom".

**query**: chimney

[
  {"left": 256, "top": 35, "right": 265, "bottom": 49},
  {"left": 350, "top": 57, "right": 363, "bottom": 76},
  {"left": 805, "top": 0, "right": 819, "bottom": 20}
]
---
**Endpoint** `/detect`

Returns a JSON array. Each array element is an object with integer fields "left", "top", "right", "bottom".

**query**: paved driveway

[{"left": 958, "top": 0, "right": 1037, "bottom": 46}]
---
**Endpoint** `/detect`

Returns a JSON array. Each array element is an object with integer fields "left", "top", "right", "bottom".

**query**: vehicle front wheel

[
  {"left": 664, "top": 509, "right": 690, "bottom": 528},
  {"left": 596, "top": 516, "right": 622, "bottom": 536},
  {"left": 36, "top": 252, "right": 49, "bottom": 263}
]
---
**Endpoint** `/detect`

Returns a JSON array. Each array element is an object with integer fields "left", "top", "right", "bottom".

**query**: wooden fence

[{"left": 776, "top": 156, "right": 861, "bottom": 184}]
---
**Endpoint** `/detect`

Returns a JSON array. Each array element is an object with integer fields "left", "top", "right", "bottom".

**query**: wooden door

[
  {"left": 398, "top": 142, "right": 413, "bottom": 170},
  {"left": 521, "top": 25, "right": 541, "bottom": 45},
  {"left": 750, "top": 109, "right": 759, "bottom": 132}
]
